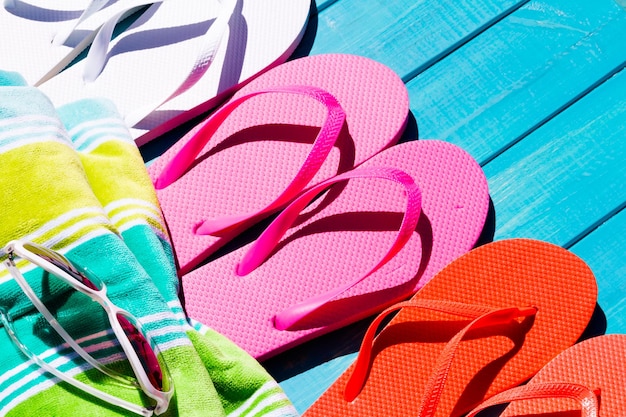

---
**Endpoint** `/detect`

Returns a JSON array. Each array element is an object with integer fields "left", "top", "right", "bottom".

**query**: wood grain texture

[
  {"left": 309, "top": 0, "right": 526, "bottom": 78},
  {"left": 406, "top": 0, "right": 626, "bottom": 164},
  {"left": 571, "top": 207, "right": 626, "bottom": 335},
  {"left": 485, "top": 68, "right": 626, "bottom": 245}
]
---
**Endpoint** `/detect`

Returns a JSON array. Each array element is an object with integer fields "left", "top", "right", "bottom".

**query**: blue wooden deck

[{"left": 142, "top": 0, "right": 626, "bottom": 413}]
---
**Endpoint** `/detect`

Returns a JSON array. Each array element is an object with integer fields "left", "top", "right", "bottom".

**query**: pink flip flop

[
  {"left": 181, "top": 139, "right": 490, "bottom": 359},
  {"left": 148, "top": 54, "right": 410, "bottom": 274}
]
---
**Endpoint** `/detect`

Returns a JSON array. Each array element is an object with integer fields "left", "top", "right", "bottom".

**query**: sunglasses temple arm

[{"left": 3, "top": 260, "right": 132, "bottom": 384}]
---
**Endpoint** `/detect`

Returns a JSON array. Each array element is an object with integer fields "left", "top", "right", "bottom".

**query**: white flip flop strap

[
  {"left": 80, "top": 0, "right": 237, "bottom": 127},
  {"left": 52, "top": 0, "right": 112, "bottom": 46},
  {"left": 3, "top": 0, "right": 117, "bottom": 45},
  {"left": 82, "top": 0, "right": 166, "bottom": 82},
  {"left": 123, "top": 0, "right": 238, "bottom": 127},
  {"left": 3, "top": 0, "right": 111, "bottom": 39}
]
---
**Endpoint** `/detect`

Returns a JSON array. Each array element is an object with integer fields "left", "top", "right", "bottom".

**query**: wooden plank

[
  {"left": 280, "top": 350, "right": 358, "bottom": 414},
  {"left": 570, "top": 208, "right": 626, "bottom": 334},
  {"left": 308, "top": 0, "right": 526, "bottom": 78},
  {"left": 144, "top": 0, "right": 523, "bottom": 159},
  {"left": 406, "top": 0, "right": 626, "bottom": 164},
  {"left": 485, "top": 67, "right": 626, "bottom": 245}
]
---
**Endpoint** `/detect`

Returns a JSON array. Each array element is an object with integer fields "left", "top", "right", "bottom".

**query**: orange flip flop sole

[
  {"left": 304, "top": 238, "right": 598, "bottom": 417},
  {"left": 499, "top": 334, "right": 626, "bottom": 416}
]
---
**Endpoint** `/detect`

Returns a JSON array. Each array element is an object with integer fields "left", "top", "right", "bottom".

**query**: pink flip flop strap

[
  {"left": 152, "top": 85, "right": 347, "bottom": 234},
  {"left": 464, "top": 382, "right": 599, "bottom": 417},
  {"left": 343, "top": 298, "right": 538, "bottom": 415},
  {"left": 233, "top": 166, "right": 422, "bottom": 331}
]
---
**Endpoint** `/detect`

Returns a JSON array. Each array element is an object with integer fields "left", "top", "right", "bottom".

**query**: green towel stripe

[
  {"left": 78, "top": 140, "right": 159, "bottom": 209},
  {"left": 4, "top": 361, "right": 150, "bottom": 417},
  {"left": 0, "top": 329, "right": 118, "bottom": 382},
  {"left": 0, "top": 331, "right": 125, "bottom": 408}
]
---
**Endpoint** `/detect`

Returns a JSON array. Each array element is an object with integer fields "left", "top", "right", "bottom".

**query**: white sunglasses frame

[{"left": 0, "top": 240, "right": 173, "bottom": 416}]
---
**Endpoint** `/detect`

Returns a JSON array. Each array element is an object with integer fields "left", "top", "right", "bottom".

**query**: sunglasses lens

[
  {"left": 22, "top": 243, "right": 102, "bottom": 291},
  {"left": 116, "top": 312, "right": 170, "bottom": 393}
]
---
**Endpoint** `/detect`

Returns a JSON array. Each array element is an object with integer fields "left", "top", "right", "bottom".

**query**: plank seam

[
  {"left": 565, "top": 203, "right": 626, "bottom": 249},
  {"left": 401, "top": 0, "right": 532, "bottom": 84},
  {"left": 480, "top": 61, "right": 626, "bottom": 168}
]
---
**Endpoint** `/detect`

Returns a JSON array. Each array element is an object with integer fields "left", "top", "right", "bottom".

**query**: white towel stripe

[
  {"left": 0, "top": 115, "right": 69, "bottom": 154},
  {"left": 16, "top": 207, "right": 109, "bottom": 246},
  {"left": 104, "top": 198, "right": 161, "bottom": 216},
  {"left": 67, "top": 117, "right": 127, "bottom": 139},
  {"left": 109, "top": 209, "right": 162, "bottom": 228},
  {"left": 230, "top": 382, "right": 295, "bottom": 417},
  {"left": 0, "top": 115, "right": 60, "bottom": 130},
  {"left": 0, "top": 321, "right": 190, "bottom": 411},
  {"left": 73, "top": 127, "right": 135, "bottom": 152},
  {"left": 0, "top": 132, "right": 69, "bottom": 156}
]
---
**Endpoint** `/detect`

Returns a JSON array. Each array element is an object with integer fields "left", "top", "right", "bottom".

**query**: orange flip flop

[
  {"left": 303, "top": 239, "right": 598, "bottom": 417},
  {"left": 466, "top": 334, "right": 626, "bottom": 416}
]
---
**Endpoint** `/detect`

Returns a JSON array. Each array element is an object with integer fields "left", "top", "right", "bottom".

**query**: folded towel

[{"left": 0, "top": 71, "right": 296, "bottom": 417}]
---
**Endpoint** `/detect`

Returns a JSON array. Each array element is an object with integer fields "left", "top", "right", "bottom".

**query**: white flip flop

[
  {"left": 0, "top": 0, "right": 148, "bottom": 85},
  {"left": 38, "top": 0, "right": 311, "bottom": 145}
]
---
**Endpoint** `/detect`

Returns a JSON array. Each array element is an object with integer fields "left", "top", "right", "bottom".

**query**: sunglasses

[{"left": 0, "top": 240, "right": 173, "bottom": 416}]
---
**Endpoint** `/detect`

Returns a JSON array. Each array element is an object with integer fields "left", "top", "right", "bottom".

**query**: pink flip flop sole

[
  {"left": 181, "top": 139, "right": 490, "bottom": 359},
  {"left": 148, "top": 54, "right": 410, "bottom": 274}
]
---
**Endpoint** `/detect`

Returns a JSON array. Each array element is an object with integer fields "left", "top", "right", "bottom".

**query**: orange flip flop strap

[
  {"left": 465, "top": 382, "right": 599, "bottom": 417},
  {"left": 343, "top": 298, "right": 537, "bottom": 416}
]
